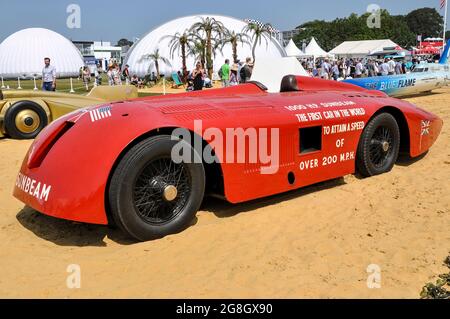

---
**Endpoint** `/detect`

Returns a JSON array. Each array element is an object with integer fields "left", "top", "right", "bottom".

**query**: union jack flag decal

[
  {"left": 421, "top": 120, "right": 431, "bottom": 136},
  {"left": 89, "top": 106, "right": 112, "bottom": 122}
]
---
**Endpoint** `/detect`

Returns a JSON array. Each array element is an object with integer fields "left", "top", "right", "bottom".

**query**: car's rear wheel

[
  {"left": 109, "top": 135, "right": 205, "bottom": 241},
  {"left": 4, "top": 101, "right": 48, "bottom": 139},
  {"left": 356, "top": 113, "right": 400, "bottom": 177}
]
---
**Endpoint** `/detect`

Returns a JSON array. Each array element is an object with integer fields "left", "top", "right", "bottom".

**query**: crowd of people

[
  {"left": 302, "top": 55, "right": 433, "bottom": 80},
  {"left": 41, "top": 52, "right": 438, "bottom": 93},
  {"left": 174, "top": 57, "right": 254, "bottom": 91}
]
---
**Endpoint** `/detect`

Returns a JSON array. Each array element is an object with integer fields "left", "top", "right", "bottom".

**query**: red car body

[{"left": 13, "top": 76, "right": 443, "bottom": 225}]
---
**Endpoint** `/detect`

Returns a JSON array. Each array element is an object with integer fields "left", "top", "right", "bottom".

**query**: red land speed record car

[{"left": 13, "top": 75, "right": 443, "bottom": 241}]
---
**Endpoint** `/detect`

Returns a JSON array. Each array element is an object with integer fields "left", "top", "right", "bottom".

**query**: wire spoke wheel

[
  {"left": 133, "top": 157, "right": 191, "bottom": 225},
  {"left": 369, "top": 126, "right": 394, "bottom": 168},
  {"left": 109, "top": 135, "right": 205, "bottom": 241},
  {"left": 356, "top": 113, "right": 400, "bottom": 177}
]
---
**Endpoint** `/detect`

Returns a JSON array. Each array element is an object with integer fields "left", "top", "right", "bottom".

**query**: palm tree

[
  {"left": 189, "top": 39, "right": 207, "bottom": 67},
  {"left": 220, "top": 30, "right": 251, "bottom": 63},
  {"left": 141, "top": 48, "right": 171, "bottom": 79},
  {"left": 160, "top": 31, "right": 191, "bottom": 74},
  {"left": 190, "top": 16, "right": 226, "bottom": 78},
  {"left": 242, "top": 22, "right": 274, "bottom": 63}
]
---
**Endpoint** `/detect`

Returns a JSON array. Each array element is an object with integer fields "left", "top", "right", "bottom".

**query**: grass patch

[
  {"left": 420, "top": 254, "right": 450, "bottom": 299},
  {"left": 1, "top": 75, "right": 162, "bottom": 97}
]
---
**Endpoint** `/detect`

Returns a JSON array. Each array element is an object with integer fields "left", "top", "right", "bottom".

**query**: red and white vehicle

[{"left": 13, "top": 76, "right": 443, "bottom": 241}]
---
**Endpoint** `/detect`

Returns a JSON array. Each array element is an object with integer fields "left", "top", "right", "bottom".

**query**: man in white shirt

[
  {"left": 388, "top": 58, "right": 396, "bottom": 75},
  {"left": 354, "top": 60, "right": 364, "bottom": 78},
  {"left": 320, "top": 60, "right": 330, "bottom": 80},
  {"left": 380, "top": 59, "right": 390, "bottom": 76},
  {"left": 42, "top": 57, "right": 56, "bottom": 91}
]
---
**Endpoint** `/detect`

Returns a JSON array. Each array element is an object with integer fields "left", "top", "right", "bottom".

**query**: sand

[{"left": 0, "top": 88, "right": 449, "bottom": 298}]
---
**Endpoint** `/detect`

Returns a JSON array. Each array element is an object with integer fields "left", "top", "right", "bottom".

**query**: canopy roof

[
  {"left": 329, "top": 39, "right": 399, "bottom": 56},
  {"left": 303, "top": 37, "right": 331, "bottom": 58},
  {"left": 284, "top": 39, "right": 304, "bottom": 57}
]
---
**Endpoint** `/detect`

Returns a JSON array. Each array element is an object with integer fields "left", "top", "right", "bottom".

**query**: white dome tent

[
  {"left": 0, "top": 28, "right": 84, "bottom": 79},
  {"left": 124, "top": 15, "right": 287, "bottom": 78},
  {"left": 284, "top": 39, "right": 304, "bottom": 57}
]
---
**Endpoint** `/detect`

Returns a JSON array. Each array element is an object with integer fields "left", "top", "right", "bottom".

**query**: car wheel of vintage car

[
  {"left": 109, "top": 135, "right": 206, "bottom": 241},
  {"left": 356, "top": 113, "right": 400, "bottom": 177},
  {"left": 4, "top": 101, "right": 48, "bottom": 139}
]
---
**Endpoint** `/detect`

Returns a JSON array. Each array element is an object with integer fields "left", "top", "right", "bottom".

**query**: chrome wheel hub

[
  {"left": 15, "top": 110, "right": 40, "bottom": 133},
  {"left": 163, "top": 185, "right": 178, "bottom": 202}
]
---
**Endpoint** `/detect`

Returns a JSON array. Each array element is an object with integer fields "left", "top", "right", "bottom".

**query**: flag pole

[{"left": 444, "top": 0, "right": 448, "bottom": 48}]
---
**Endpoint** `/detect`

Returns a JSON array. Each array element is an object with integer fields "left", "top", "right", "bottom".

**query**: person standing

[
  {"left": 395, "top": 60, "right": 403, "bottom": 75},
  {"left": 82, "top": 66, "right": 91, "bottom": 90},
  {"left": 220, "top": 59, "right": 231, "bottom": 87},
  {"left": 192, "top": 62, "right": 205, "bottom": 91},
  {"left": 307, "top": 59, "right": 314, "bottom": 74},
  {"left": 107, "top": 66, "right": 114, "bottom": 86},
  {"left": 388, "top": 58, "right": 396, "bottom": 75},
  {"left": 113, "top": 64, "right": 122, "bottom": 85},
  {"left": 320, "top": 59, "right": 331, "bottom": 80},
  {"left": 380, "top": 59, "right": 390, "bottom": 76},
  {"left": 122, "top": 64, "right": 130, "bottom": 82},
  {"left": 42, "top": 57, "right": 56, "bottom": 91},
  {"left": 230, "top": 63, "right": 239, "bottom": 86},
  {"left": 331, "top": 62, "right": 340, "bottom": 81},
  {"left": 240, "top": 57, "right": 253, "bottom": 83},
  {"left": 354, "top": 59, "right": 364, "bottom": 78}
]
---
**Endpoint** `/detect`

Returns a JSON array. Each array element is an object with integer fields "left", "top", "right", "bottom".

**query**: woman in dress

[
  {"left": 230, "top": 64, "right": 239, "bottom": 86},
  {"left": 192, "top": 62, "right": 205, "bottom": 91}
]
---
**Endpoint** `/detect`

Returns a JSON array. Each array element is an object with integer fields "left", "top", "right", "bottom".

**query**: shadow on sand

[
  {"left": 396, "top": 151, "right": 429, "bottom": 167},
  {"left": 16, "top": 177, "right": 347, "bottom": 247},
  {"left": 16, "top": 207, "right": 136, "bottom": 247},
  {"left": 399, "top": 91, "right": 441, "bottom": 99}
]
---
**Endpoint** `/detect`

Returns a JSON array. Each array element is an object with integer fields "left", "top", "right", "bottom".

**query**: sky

[{"left": 0, "top": 0, "right": 447, "bottom": 44}]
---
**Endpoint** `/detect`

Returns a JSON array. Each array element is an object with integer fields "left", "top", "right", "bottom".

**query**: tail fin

[
  {"left": 439, "top": 40, "right": 450, "bottom": 64},
  {"left": 87, "top": 85, "right": 138, "bottom": 101}
]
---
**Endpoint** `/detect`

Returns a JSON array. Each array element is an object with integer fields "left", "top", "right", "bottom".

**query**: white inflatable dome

[
  {"left": 124, "top": 15, "right": 287, "bottom": 77},
  {"left": 0, "top": 28, "right": 84, "bottom": 79}
]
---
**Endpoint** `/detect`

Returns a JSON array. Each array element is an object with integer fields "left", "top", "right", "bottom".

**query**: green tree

[
  {"left": 293, "top": 10, "right": 415, "bottom": 51},
  {"left": 117, "top": 38, "right": 134, "bottom": 47},
  {"left": 187, "top": 32, "right": 207, "bottom": 67},
  {"left": 161, "top": 31, "right": 191, "bottom": 74},
  {"left": 141, "top": 48, "right": 171, "bottom": 79},
  {"left": 190, "top": 17, "right": 226, "bottom": 78},
  {"left": 406, "top": 8, "right": 444, "bottom": 39},
  {"left": 242, "top": 22, "right": 273, "bottom": 63},
  {"left": 220, "top": 30, "right": 251, "bottom": 63}
]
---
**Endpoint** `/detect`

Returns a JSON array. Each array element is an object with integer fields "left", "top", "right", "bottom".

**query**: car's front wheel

[
  {"left": 4, "top": 101, "right": 48, "bottom": 139},
  {"left": 356, "top": 113, "right": 400, "bottom": 177},
  {"left": 108, "top": 135, "right": 205, "bottom": 241}
]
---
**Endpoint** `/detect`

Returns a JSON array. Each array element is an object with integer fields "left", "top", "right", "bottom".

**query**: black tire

[
  {"left": 109, "top": 135, "right": 205, "bottom": 241},
  {"left": 4, "top": 101, "right": 48, "bottom": 139},
  {"left": 356, "top": 113, "right": 400, "bottom": 177}
]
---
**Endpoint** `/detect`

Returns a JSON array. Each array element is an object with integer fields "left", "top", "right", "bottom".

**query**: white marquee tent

[
  {"left": 123, "top": 14, "right": 287, "bottom": 77},
  {"left": 303, "top": 37, "right": 332, "bottom": 58},
  {"left": 0, "top": 28, "right": 84, "bottom": 79},
  {"left": 284, "top": 39, "right": 304, "bottom": 57},
  {"left": 329, "top": 39, "right": 399, "bottom": 58}
]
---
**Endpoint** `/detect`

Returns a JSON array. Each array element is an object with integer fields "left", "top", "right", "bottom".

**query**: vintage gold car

[{"left": 0, "top": 85, "right": 138, "bottom": 139}]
